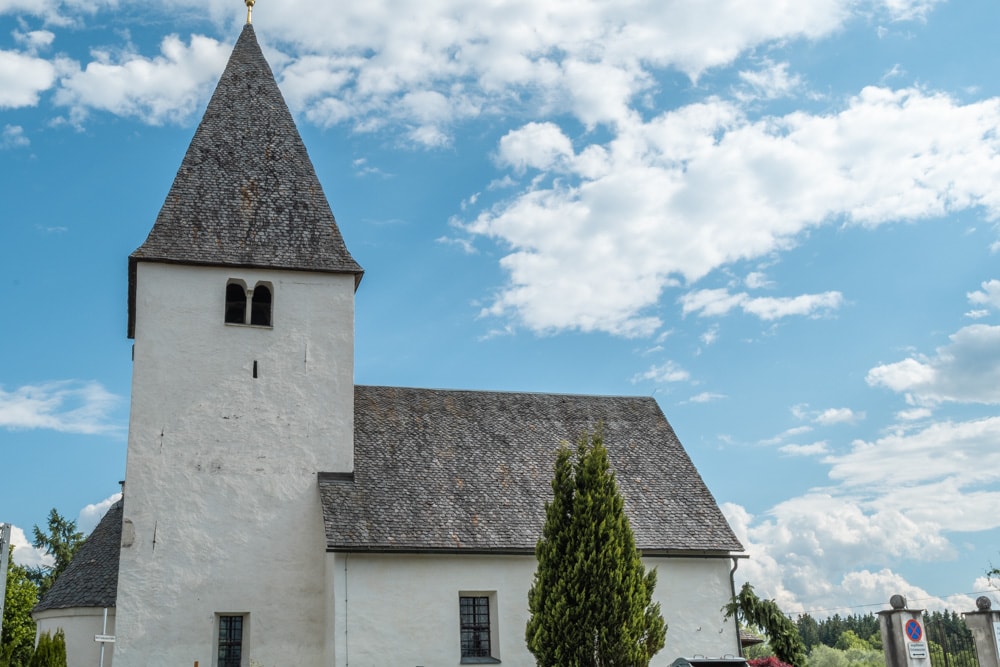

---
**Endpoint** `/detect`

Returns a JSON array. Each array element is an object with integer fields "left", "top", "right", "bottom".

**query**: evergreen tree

[
  {"left": 28, "top": 510, "right": 83, "bottom": 597},
  {"left": 796, "top": 614, "right": 820, "bottom": 650},
  {"left": 526, "top": 428, "right": 666, "bottom": 667},
  {"left": 26, "top": 630, "right": 66, "bottom": 667}
]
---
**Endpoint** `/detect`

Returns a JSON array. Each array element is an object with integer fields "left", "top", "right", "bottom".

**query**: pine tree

[{"left": 526, "top": 428, "right": 666, "bottom": 667}]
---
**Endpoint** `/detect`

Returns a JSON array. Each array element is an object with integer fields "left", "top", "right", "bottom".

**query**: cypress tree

[{"left": 526, "top": 428, "right": 666, "bottom": 666}]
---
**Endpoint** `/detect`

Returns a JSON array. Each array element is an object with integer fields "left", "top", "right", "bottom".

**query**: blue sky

[{"left": 3, "top": 0, "right": 1000, "bottom": 619}]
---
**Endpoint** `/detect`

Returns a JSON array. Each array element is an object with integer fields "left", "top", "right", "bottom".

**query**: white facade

[
  {"left": 325, "top": 552, "right": 740, "bottom": 667},
  {"left": 34, "top": 608, "right": 116, "bottom": 667},
  {"left": 115, "top": 262, "right": 355, "bottom": 667}
]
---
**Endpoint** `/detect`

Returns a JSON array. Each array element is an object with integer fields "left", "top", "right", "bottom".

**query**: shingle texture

[
  {"left": 33, "top": 500, "right": 122, "bottom": 612},
  {"left": 321, "top": 386, "right": 744, "bottom": 555},
  {"left": 127, "top": 23, "right": 362, "bottom": 337}
]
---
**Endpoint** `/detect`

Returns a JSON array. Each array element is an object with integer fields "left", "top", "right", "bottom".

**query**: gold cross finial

[{"left": 245, "top": 0, "right": 255, "bottom": 24}]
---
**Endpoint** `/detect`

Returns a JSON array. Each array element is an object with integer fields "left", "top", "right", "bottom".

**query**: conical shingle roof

[
  {"left": 33, "top": 500, "right": 122, "bottom": 613},
  {"left": 128, "top": 23, "right": 362, "bottom": 337}
]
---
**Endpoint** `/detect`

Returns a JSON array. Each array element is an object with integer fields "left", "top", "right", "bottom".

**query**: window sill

[{"left": 460, "top": 658, "right": 500, "bottom": 664}]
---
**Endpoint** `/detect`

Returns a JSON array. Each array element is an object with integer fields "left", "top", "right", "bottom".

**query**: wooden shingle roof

[
  {"left": 320, "top": 386, "right": 744, "bottom": 555},
  {"left": 33, "top": 500, "right": 122, "bottom": 613},
  {"left": 127, "top": 23, "right": 362, "bottom": 337}
]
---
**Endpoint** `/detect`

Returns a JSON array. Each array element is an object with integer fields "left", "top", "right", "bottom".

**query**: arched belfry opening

[
  {"left": 251, "top": 283, "right": 272, "bottom": 327},
  {"left": 225, "top": 281, "right": 248, "bottom": 324}
]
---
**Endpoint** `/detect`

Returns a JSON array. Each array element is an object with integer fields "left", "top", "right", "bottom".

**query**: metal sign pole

[{"left": 0, "top": 523, "right": 12, "bottom": 639}]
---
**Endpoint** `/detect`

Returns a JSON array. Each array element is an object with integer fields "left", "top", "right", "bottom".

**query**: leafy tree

[
  {"left": 808, "top": 644, "right": 850, "bottom": 667},
  {"left": 724, "top": 583, "right": 807, "bottom": 667},
  {"left": 526, "top": 428, "right": 666, "bottom": 666},
  {"left": 835, "top": 630, "right": 871, "bottom": 651},
  {"left": 1, "top": 548, "right": 39, "bottom": 667},
  {"left": 28, "top": 510, "right": 83, "bottom": 597}
]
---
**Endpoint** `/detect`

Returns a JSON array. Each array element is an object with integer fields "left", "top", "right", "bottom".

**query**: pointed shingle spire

[{"left": 128, "top": 24, "right": 362, "bottom": 337}]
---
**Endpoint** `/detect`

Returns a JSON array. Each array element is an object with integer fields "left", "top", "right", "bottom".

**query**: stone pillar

[
  {"left": 963, "top": 596, "right": 1000, "bottom": 667},
  {"left": 879, "top": 595, "right": 932, "bottom": 667}
]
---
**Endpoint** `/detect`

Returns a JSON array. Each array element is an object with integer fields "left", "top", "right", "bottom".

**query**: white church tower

[{"left": 116, "top": 17, "right": 363, "bottom": 667}]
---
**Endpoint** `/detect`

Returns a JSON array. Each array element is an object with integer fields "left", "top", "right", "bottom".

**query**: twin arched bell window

[{"left": 225, "top": 280, "right": 272, "bottom": 327}]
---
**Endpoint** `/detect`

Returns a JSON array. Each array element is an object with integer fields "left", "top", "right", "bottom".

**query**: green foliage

[
  {"left": 807, "top": 644, "right": 849, "bottom": 667},
  {"left": 28, "top": 510, "right": 83, "bottom": 597},
  {"left": 1, "top": 549, "right": 39, "bottom": 667},
  {"left": 526, "top": 428, "right": 666, "bottom": 667},
  {"left": 724, "top": 583, "right": 807, "bottom": 667},
  {"left": 26, "top": 630, "right": 65, "bottom": 667},
  {"left": 834, "top": 631, "right": 870, "bottom": 651}
]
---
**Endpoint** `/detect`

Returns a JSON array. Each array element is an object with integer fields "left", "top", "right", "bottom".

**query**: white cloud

[
  {"left": 681, "top": 288, "right": 844, "bottom": 321},
  {"left": 77, "top": 492, "right": 121, "bottom": 534},
  {"left": 0, "top": 48, "right": 59, "bottom": 108},
  {"left": 896, "top": 407, "right": 932, "bottom": 421},
  {"left": 496, "top": 122, "right": 575, "bottom": 174},
  {"left": 867, "top": 324, "right": 1000, "bottom": 405},
  {"left": 0, "top": 380, "right": 123, "bottom": 435},
  {"left": 1, "top": 124, "right": 29, "bottom": 148},
  {"left": 631, "top": 361, "right": 690, "bottom": 384},
  {"left": 54, "top": 34, "right": 230, "bottom": 124},
  {"left": 13, "top": 29, "right": 55, "bottom": 53},
  {"left": 686, "top": 391, "right": 726, "bottom": 404},
  {"left": 7, "top": 524, "right": 51, "bottom": 569},
  {"left": 815, "top": 407, "right": 862, "bottom": 425},
  {"left": 464, "top": 84, "right": 1000, "bottom": 335},
  {"left": 968, "top": 279, "right": 1000, "bottom": 311},
  {"left": 745, "top": 272, "right": 774, "bottom": 289},
  {"left": 779, "top": 441, "right": 830, "bottom": 456},
  {"left": 736, "top": 60, "right": 802, "bottom": 101},
  {"left": 826, "top": 417, "right": 1000, "bottom": 506}
]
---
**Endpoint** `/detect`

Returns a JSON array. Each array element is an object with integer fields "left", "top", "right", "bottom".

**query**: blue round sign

[{"left": 905, "top": 619, "right": 923, "bottom": 642}]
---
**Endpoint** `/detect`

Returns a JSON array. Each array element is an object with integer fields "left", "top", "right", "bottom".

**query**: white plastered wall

[
  {"left": 34, "top": 608, "right": 116, "bottom": 667},
  {"left": 115, "top": 263, "right": 355, "bottom": 667},
  {"left": 326, "top": 552, "right": 740, "bottom": 667}
]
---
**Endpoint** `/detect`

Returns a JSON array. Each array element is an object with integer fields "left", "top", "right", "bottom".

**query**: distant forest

[{"left": 748, "top": 610, "right": 979, "bottom": 667}]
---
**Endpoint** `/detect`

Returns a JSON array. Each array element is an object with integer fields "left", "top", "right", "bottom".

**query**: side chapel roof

[
  {"left": 33, "top": 500, "right": 122, "bottom": 613},
  {"left": 127, "top": 23, "right": 362, "bottom": 337},
  {"left": 321, "top": 386, "right": 745, "bottom": 555}
]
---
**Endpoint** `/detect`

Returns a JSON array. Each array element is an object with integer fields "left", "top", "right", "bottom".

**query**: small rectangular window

[
  {"left": 217, "top": 615, "right": 244, "bottom": 667},
  {"left": 460, "top": 594, "right": 499, "bottom": 663}
]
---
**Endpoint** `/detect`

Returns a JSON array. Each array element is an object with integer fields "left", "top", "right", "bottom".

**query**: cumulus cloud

[
  {"left": 77, "top": 492, "right": 121, "bottom": 534},
  {"left": 724, "top": 494, "right": 960, "bottom": 615},
  {"left": 0, "top": 380, "right": 124, "bottom": 435},
  {"left": 968, "top": 279, "right": 1000, "bottom": 311},
  {"left": 463, "top": 86, "right": 1000, "bottom": 335},
  {"left": 54, "top": 34, "right": 230, "bottom": 124},
  {"left": 867, "top": 324, "right": 1000, "bottom": 405},
  {"left": 0, "top": 48, "right": 60, "bottom": 108},
  {"left": 8, "top": 524, "right": 51, "bottom": 569}
]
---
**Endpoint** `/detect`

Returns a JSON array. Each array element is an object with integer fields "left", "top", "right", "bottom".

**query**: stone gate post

[
  {"left": 879, "top": 595, "right": 932, "bottom": 667},
  {"left": 962, "top": 596, "right": 1000, "bottom": 667}
]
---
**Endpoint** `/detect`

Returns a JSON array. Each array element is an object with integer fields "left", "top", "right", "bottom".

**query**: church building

[{"left": 34, "top": 13, "right": 746, "bottom": 667}]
